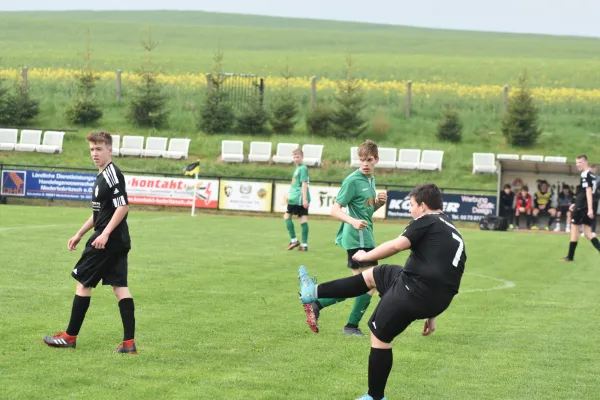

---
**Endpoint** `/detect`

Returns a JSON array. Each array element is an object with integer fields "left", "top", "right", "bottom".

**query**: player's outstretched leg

[{"left": 43, "top": 284, "right": 92, "bottom": 349}]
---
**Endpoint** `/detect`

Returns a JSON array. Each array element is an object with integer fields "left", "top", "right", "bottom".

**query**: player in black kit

[
  {"left": 559, "top": 154, "right": 600, "bottom": 262},
  {"left": 297, "top": 183, "right": 466, "bottom": 400},
  {"left": 43, "top": 131, "right": 137, "bottom": 354}
]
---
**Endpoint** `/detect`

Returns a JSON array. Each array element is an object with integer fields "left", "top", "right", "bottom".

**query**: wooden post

[
  {"left": 21, "top": 67, "right": 28, "bottom": 94},
  {"left": 310, "top": 76, "right": 317, "bottom": 109},
  {"left": 116, "top": 70, "right": 122, "bottom": 103},
  {"left": 503, "top": 85, "right": 509, "bottom": 115},
  {"left": 405, "top": 80, "right": 412, "bottom": 118},
  {"left": 206, "top": 73, "right": 212, "bottom": 91}
]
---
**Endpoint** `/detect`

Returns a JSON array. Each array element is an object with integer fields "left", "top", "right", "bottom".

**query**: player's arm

[
  {"left": 586, "top": 186, "right": 594, "bottom": 217},
  {"left": 68, "top": 215, "right": 94, "bottom": 251},
  {"left": 353, "top": 235, "right": 411, "bottom": 262},
  {"left": 374, "top": 191, "right": 387, "bottom": 211},
  {"left": 331, "top": 202, "right": 367, "bottom": 230},
  {"left": 301, "top": 182, "right": 308, "bottom": 208}
]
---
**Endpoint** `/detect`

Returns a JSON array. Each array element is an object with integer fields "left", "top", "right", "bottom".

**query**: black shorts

[
  {"left": 571, "top": 208, "right": 593, "bottom": 226},
  {"left": 557, "top": 205, "right": 570, "bottom": 215},
  {"left": 71, "top": 232, "right": 130, "bottom": 288},
  {"left": 368, "top": 265, "right": 454, "bottom": 343},
  {"left": 347, "top": 248, "right": 378, "bottom": 269},
  {"left": 286, "top": 204, "right": 308, "bottom": 217}
]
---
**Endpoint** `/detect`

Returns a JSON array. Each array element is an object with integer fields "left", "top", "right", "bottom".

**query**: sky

[{"left": 2, "top": 0, "right": 599, "bottom": 38}]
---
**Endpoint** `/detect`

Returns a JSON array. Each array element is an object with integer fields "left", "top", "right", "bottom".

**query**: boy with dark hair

[
  {"left": 554, "top": 184, "right": 574, "bottom": 232},
  {"left": 301, "top": 140, "right": 387, "bottom": 336},
  {"left": 297, "top": 183, "right": 466, "bottom": 400},
  {"left": 284, "top": 148, "right": 311, "bottom": 251},
  {"left": 499, "top": 184, "right": 515, "bottom": 229},
  {"left": 42, "top": 131, "right": 137, "bottom": 354}
]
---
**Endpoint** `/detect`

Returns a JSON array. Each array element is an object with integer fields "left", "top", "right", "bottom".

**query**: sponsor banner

[
  {"left": 124, "top": 175, "right": 219, "bottom": 208},
  {"left": 219, "top": 180, "right": 272, "bottom": 212},
  {"left": 386, "top": 191, "right": 496, "bottom": 222},
  {"left": 1, "top": 169, "right": 96, "bottom": 200},
  {"left": 274, "top": 183, "right": 386, "bottom": 218}
]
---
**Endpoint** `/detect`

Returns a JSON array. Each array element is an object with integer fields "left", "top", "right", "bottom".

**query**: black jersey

[
  {"left": 499, "top": 190, "right": 515, "bottom": 209},
  {"left": 400, "top": 213, "right": 466, "bottom": 298},
  {"left": 92, "top": 162, "right": 130, "bottom": 247},
  {"left": 575, "top": 170, "right": 597, "bottom": 210}
]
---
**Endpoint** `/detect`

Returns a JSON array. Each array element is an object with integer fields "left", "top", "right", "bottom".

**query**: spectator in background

[
  {"left": 499, "top": 184, "right": 515, "bottom": 229},
  {"left": 555, "top": 184, "right": 574, "bottom": 232},
  {"left": 532, "top": 181, "right": 556, "bottom": 231},
  {"left": 515, "top": 185, "right": 533, "bottom": 229}
]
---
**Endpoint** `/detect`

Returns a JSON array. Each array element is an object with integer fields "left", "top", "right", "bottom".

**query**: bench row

[
  {"left": 222, "top": 141, "right": 324, "bottom": 166},
  {"left": 113, "top": 135, "right": 190, "bottom": 159},
  {"left": 0, "top": 129, "right": 65, "bottom": 154},
  {"left": 473, "top": 153, "right": 569, "bottom": 174},
  {"left": 352, "top": 148, "right": 445, "bottom": 171}
]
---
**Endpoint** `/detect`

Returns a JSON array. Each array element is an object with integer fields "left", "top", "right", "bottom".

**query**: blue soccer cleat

[
  {"left": 356, "top": 394, "right": 387, "bottom": 400},
  {"left": 298, "top": 265, "right": 317, "bottom": 304}
]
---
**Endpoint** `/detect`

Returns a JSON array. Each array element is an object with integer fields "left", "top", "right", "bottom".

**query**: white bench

[
  {"left": 396, "top": 149, "right": 420, "bottom": 170},
  {"left": 142, "top": 137, "right": 168, "bottom": 158},
  {"left": 350, "top": 147, "right": 360, "bottom": 168},
  {"left": 222, "top": 140, "right": 245, "bottom": 163},
  {"left": 272, "top": 143, "right": 299, "bottom": 164},
  {"left": 544, "top": 156, "right": 567, "bottom": 163},
  {"left": 522, "top": 155, "right": 543, "bottom": 162},
  {"left": 36, "top": 131, "right": 65, "bottom": 154},
  {"left": 473, "top": 153, "right": 497, "bottom": 174},
  {"left": 15, "top": 130, "right": 41, "bottom": 152},
  {"left": 248, "top": 141, "right": 271, "bottom": 163},
  {"left": 496, "top": 154, "right": 519, "bottom": 160},
  {"left": 120, "top": 135, "right": 144, "bottom": 157},
  {"left": 0, "top": 128, "right": 18, "bottom": 151},
  {"left": 419, "top": 150, "right": 444, "bottom": 171},
  {"left": 302, "top": 144, "right": 324, "bottom": 167},
  {"left": 111, "top": 134, "right": 120, "bottom": 156},
  {"left": 163, "top": 138, "right": 191, "bottom": 159},
  {"left": 375, "top": 147, "right": 397, "bottom": 169}
]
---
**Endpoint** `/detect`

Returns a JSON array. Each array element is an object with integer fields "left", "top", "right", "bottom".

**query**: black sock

[
  {"left": 368, "top": 348, "right": 393, "bottom": 400},
  {"left": 515, "top": 215, "right": 520, "bottom": 227},
  {"left": 317, "top": 274, "right": 369, "bottom": 299},
  {"left": 66, "top": 295, "right": 91, "bottom": 336},
  {"left": 118, "top": 298, "right": 135, "bottom": 341},
  {"left": 549, "top": 216, "right": 556, "bottom": 228},
  {"left": 567, "top": 241, "right": 578, "bottom": 260},
  {"left": 527, "top": 215, "right": 532, "bottom": 228},
  {"left": 532, "top": 215, "right": 538, "bottom": 226},
  {"left": 591, "top": 237, "right": 600, "bottom": 252}
]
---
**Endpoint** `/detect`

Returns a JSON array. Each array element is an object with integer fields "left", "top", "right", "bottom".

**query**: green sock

[
  {"left": 285, "top": 218, "right": 296, "bottom": 240},
  {"left": 347, "top": 293, "right": 372, "bottom": 326},
  {"left": 301, "top": 222, "right": 309, "bottom": 244},
  {"left": 317, "top": 298, "right": 346, "bottom": 309}
]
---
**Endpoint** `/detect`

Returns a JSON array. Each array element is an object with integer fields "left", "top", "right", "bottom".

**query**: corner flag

[{"left": 183, "top": 161, "right": 200, "bottom": 176}]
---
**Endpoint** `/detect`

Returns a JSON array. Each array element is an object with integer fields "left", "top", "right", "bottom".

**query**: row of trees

[{"left": 1, "top": 29, "right": 542, "bottom": 148}]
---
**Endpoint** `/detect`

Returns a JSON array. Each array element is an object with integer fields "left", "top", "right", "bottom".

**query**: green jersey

[
  {"left": 335, "top": 169, "right": 378, "bottom": 250},
  {"left": 288, "top": 164, "right": 311, "bottom": 205}
]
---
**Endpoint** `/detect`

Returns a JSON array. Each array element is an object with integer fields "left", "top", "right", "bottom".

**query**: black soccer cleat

[
  {"left": 342, "top": 326, "right": 365, "bottom": 336},
  {"left": 298, "top": 245, "right": 309, "bottom": 252},
  {"left": 116, "top": 339, "right": 138, "bottom": 354},
  {"left": 42, "top": 332, "right": 77, "bottom": 349}
]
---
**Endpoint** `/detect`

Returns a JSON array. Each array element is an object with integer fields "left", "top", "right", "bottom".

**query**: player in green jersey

[
  {"left": 284, "top": 148, "right": 311, "bottom": 251},
  {"left": 302, "top": 140, "right": 387, "bottom": 335}
]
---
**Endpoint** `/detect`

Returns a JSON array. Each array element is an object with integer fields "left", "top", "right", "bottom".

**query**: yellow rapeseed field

[{"left": 1, "top": 68, "right": 599, "bottom": 103}]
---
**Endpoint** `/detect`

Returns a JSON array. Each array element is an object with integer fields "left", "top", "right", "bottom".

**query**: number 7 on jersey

[{"left": 451, "top": 232, "right": 464, "bottom": 267}]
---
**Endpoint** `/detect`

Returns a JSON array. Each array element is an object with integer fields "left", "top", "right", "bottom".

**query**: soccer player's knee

[{"left": 370, "top": 332, "right": 392, "bottom": 349}]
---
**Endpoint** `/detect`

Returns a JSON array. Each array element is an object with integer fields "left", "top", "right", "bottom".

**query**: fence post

[
  {"left": 310, "top": 76, "right": 317, "bottom": 109},
  {"left": 21, "top": 66, "right": 28, "bottom": 94},
  {"left": 116, "top": 70, "right": 122, "bottom": 103},
  {"left": 405, "top": 80, "right": 412, "bottom": 118},
  {"left": 503, "top": 85, "right": 509, "bottom": 115},
  {"left": 206, "top": 73, "right": 212, "bottom": 91},
  {"left": 259, "top": 78, "right": 265, "bottom": 106}
]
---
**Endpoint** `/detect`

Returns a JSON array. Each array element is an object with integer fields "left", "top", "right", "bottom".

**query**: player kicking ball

[
  {"left": 297, "top": 183, "right": 467, "bottom": 400},
  {"left": 42, "top": 131, "right": 137, "bottom": 354}
]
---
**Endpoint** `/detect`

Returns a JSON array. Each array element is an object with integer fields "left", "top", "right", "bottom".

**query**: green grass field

[
  {"left": 1, "top": 11, "right": 600, "bottom": 189},
  {"left": 1, "top": 204, "right": 599, "bottom": 399}
]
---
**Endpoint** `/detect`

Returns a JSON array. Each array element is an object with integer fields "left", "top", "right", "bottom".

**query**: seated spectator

[
  {"left": 554, "top": 184, "right": 574, "bottom": 232},
  {"left": 515, "top": 185, "right": 533, "bottom": 229},
  {"left": 499, "top": 184, "right": 516, "bottom": 229},
  {"left": 532, "top": 181, "right": 556, "bottom": 231}
]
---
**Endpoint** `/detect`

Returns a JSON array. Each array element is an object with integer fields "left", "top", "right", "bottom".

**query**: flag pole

[{"left": 191, "top": 172, "right": 198, "bottom": 217}]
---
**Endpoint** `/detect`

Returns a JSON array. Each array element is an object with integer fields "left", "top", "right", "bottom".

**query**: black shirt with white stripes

[{"left": 92, "top": 162, "right": 130, "bottom": 247}]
